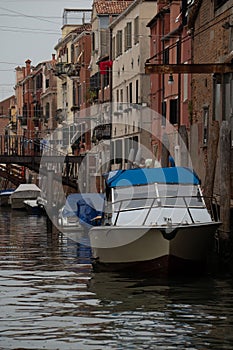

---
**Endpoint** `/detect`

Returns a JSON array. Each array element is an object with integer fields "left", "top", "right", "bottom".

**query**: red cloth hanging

[{"left": 99, "top": 60, "right": 113, "bottom": 74}]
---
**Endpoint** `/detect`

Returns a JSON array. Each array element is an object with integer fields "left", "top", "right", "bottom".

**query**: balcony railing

[{"left": 55, "top": 62, "right": 81, "bottom": 79}]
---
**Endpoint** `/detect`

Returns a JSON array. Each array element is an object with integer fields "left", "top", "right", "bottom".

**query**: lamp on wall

[
  {"left": 168, "top": 73, "right": 174, "bottom": 85},
  {"left": 222, "top": 22, "right": 233, "bottom": 29}
]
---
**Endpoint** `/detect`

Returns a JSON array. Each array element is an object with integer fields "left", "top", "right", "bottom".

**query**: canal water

[{"left": 0, "top": 207, "right": 233, "bottom": 350}]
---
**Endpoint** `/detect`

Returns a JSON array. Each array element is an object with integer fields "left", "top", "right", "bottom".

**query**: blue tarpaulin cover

[
  {"left": 106, "top": 167, "right": 200, "bottom": 188},
  {"left": 62, "top": 193, "right": 105, "bottom": 227}
]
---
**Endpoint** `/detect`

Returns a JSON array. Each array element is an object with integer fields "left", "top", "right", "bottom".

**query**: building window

[
  {"left": 103, "top": 68, "right": 110, "bottom": 87},
  {"left": 134, "top": 16, "right": 139, "bottom": 45},
  {"left": 34, "top": 103, "right": 42, "bottom": 118},
  {"left": 183, "top": 73, "right": 188, "bottom": 101},
  {"left": 136, "top": 79, "right": 139, "bottom": 104},
  {"left": 71, "top": 44, "right": 74, "bottom": 63},
  {"left": 36, "top": 73, "right": 42, "bottom": 89},
  {"left": 92, "top": 32, "right": 95, "bottom": 52},
  {"left": 112, "top": 36, "right": 115, "bottom": 60},
  {"left": 79, "top": 84, "right": 82, "bottom": 105},
  {"left": 214, "top": 0, "right": 228, "bottom": 9},
  {"left": 124, "top": 22, "right": 132, "bottom": 51},
  {"left": 46, "top": 79, "right": 49, "bottom": 89},
  {"left": 162, "top": 101, "right": 166, "bottom": 126},
  {"left": 23, "top": 103, "right": 28, "bottom": 118},
  {"left": 45, "top": 103, "right": 50, "bottom": 121},
  {"left": 176, "top": 40, "right": 181, "bottom": 64},
  {"left": 203, "top": 106, "right": 209, "bottom": 145},
  {"left": 129, "top": 82, "right": 133, "bottom": 104},
  {"left": 63, "top": 127, "right": 69, "bottom": 147},
  {"left": 99, "top": 15, "right": 109, "bottom": 29},
  {"left": 62, "top": 82, "right": 67, "bottom": 110},
  {"left": 114, "top": 139, "right": 122, "bottom": 164},
  {"left": 163, "top": 47, "right": 169, "bottom": 64},
  {"left": 116, "top": 30, "right": 123, "bottom": 57},
  {"left": 126, "top": 86, "right": 129, "bottom": 103},
  {"left": 169, "top": 99, "right": 178, "bottom": 125},
  {"left": 120, "top": 89, "right": 123, "bottom": 102}
]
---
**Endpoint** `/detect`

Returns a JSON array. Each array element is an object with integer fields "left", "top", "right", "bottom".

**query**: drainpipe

[
  {"left": 177, "top": 35, "right": 181, "bottom": 129},
  {"left": 109, "top": 27, "right": 113, "bottom": 170}
]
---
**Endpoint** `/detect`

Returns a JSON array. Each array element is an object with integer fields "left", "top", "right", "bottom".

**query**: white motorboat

[
  {"left": 9, "top": 184, "right": 41, "bottom": 209},
  {"left": 89, "top": 167, "right": 221, "bottom": 275}
]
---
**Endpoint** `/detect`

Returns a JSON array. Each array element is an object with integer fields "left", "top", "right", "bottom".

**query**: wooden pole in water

[
  {"left": 204, "top": 121, "right": 219, "bottom": 210},
  {"left": 46, "top": 169, "right": 54, "bottom": 233},
  {"left": 219, "top": 121, "right": 231, "bottom": 239}
]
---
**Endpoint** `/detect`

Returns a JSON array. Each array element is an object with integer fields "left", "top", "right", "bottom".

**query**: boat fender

[{"left": 161, "top": 228, "right": 178, "bottom": 240}]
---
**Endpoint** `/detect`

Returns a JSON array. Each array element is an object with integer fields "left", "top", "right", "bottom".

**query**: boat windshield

[
  {"left": 112, "top": 183, "right": 204, "bottom": 211},
  {"left": 111, "top": 184, "right": 210, "bottom": 226}
]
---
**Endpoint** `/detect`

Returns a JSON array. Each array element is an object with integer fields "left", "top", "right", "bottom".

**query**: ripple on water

[{"left": 0, "top": 208, "right": 233, "bottom": 349}]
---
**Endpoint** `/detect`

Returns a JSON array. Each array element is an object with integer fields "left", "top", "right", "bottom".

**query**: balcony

[
  {"left": 55, "top": 62, "right": 81, "bottom": 80},
  {"left": 92, "top": 123, "right": 111, "bottom": 142}
]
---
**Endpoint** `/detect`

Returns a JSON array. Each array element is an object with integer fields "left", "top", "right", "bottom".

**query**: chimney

[{"left": 25, "top": 59, "right": 31, "bottom": 75}]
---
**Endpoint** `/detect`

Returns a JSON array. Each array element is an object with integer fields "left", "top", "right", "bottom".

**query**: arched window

[{"left": 45, "top": 102, "right": 50, "bottom": 121}]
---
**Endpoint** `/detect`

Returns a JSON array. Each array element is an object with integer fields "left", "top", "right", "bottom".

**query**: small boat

[
  {"left": 88, "top": 167, "right": 221, "bottom": 275},
  {"left": 9, "top": 184, "right": 41, "bottom": 209},
  {"left": 23, "top": 199, "right": 45, "bottom": 215},
  {"left": 0, "top": 189, "right": 15, "bottom": 206},
  {"left": 57, "top": 193, "right": 105, "bottom": 240}
]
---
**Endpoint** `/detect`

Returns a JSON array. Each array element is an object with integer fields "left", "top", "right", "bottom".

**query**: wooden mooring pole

[
  {"left": 204, "top": 121, "right": 219, "bottom": 211},
  {"left": 219, "top": 121, "right": 231, "bottom": 239},
  {"left": 46, "top": 169, "right": 55, "bottom": 234}
]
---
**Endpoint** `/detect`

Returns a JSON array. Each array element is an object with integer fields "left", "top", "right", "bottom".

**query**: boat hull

[
  {"left": 9, "top": 184, "right": 41, "bottom": 209},
  {"left": 0, "top": 190, "right": 15, "bottom": 206},
  {"left": 24, "top": 200, "right": 45, "bottom": 215},
  {"left": 89, "top": 222, "right": 221, "bottom": 275}
]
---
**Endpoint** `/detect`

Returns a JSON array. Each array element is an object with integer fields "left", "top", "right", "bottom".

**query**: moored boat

[
  {"left": 9, "top": 184, "right": 41, "bottom": 209},
  {"left": 0, "top": 189, "right": 15, "bottom": 206},
  {"left": 23, "top": 199, "right": 45, "bottom": 215},
  {"left": 57, "top": 193, "right": 105, "bottom": 241},
  {"left": 88, "top": 167, "right": 221, "bottom": 275}
]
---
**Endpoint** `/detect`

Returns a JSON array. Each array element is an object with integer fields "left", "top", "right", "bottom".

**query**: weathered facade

[
  {"left": 14, "top": 57, "right": 58, "bottom": 139},
  {"left": 189, "top": 0, "right": 233, "bottom": 234},
  {"left": 40, "top": 55, "right": 58, "bottom": 134},
  {"left": 0, "top": 95, "right": 15, "bottom": 151},
  {"left": 109, "top": 0, "right": 158, "bottom": 168},
  {"left": 54, "top": 9, "right": 92, "bottom": 154},
  {"left": 89, "top": 0, "right": 133, "bottom": 104},
  {"left": 146, "top": 0, "right": 192, "bottom": 167},
  {"left": 145, "top": 0, "right": 233, "bottom": 233}
]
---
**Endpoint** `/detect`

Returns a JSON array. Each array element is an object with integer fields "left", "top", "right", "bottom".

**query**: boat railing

[{"left": 110, "top": 195, "right": 216, "bottom": 226}]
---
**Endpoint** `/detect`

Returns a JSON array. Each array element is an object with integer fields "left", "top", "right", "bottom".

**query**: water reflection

[
  {"left": 89, "top": 273, "right": 233, "bottom": 349},
  {"left": 0, "top": 207, "right": 233, "bottom": 349}
]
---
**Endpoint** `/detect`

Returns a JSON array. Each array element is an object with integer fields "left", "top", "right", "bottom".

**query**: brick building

[
  {"left": 189, "top": 0, "right": 233, "bottom": 202},
  {"left": 0, "top": 95, "right": 17, "bottom": 136}
]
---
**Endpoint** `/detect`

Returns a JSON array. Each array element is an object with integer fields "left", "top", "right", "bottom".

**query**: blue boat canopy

[
  {"left": 106, "top": 167, "right": 200, "bottom": 188},
  {"left": 62, "top": 193, "right": 105, "bottom": 227}
]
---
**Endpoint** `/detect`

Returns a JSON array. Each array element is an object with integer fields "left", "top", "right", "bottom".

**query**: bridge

[{"left": 0, "top": 135, "right": 84, "bottom": 190}]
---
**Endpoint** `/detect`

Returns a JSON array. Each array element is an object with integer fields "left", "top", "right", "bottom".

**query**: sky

[{"left": 0, "top": 0, "right": 93, "bottom": 101}]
